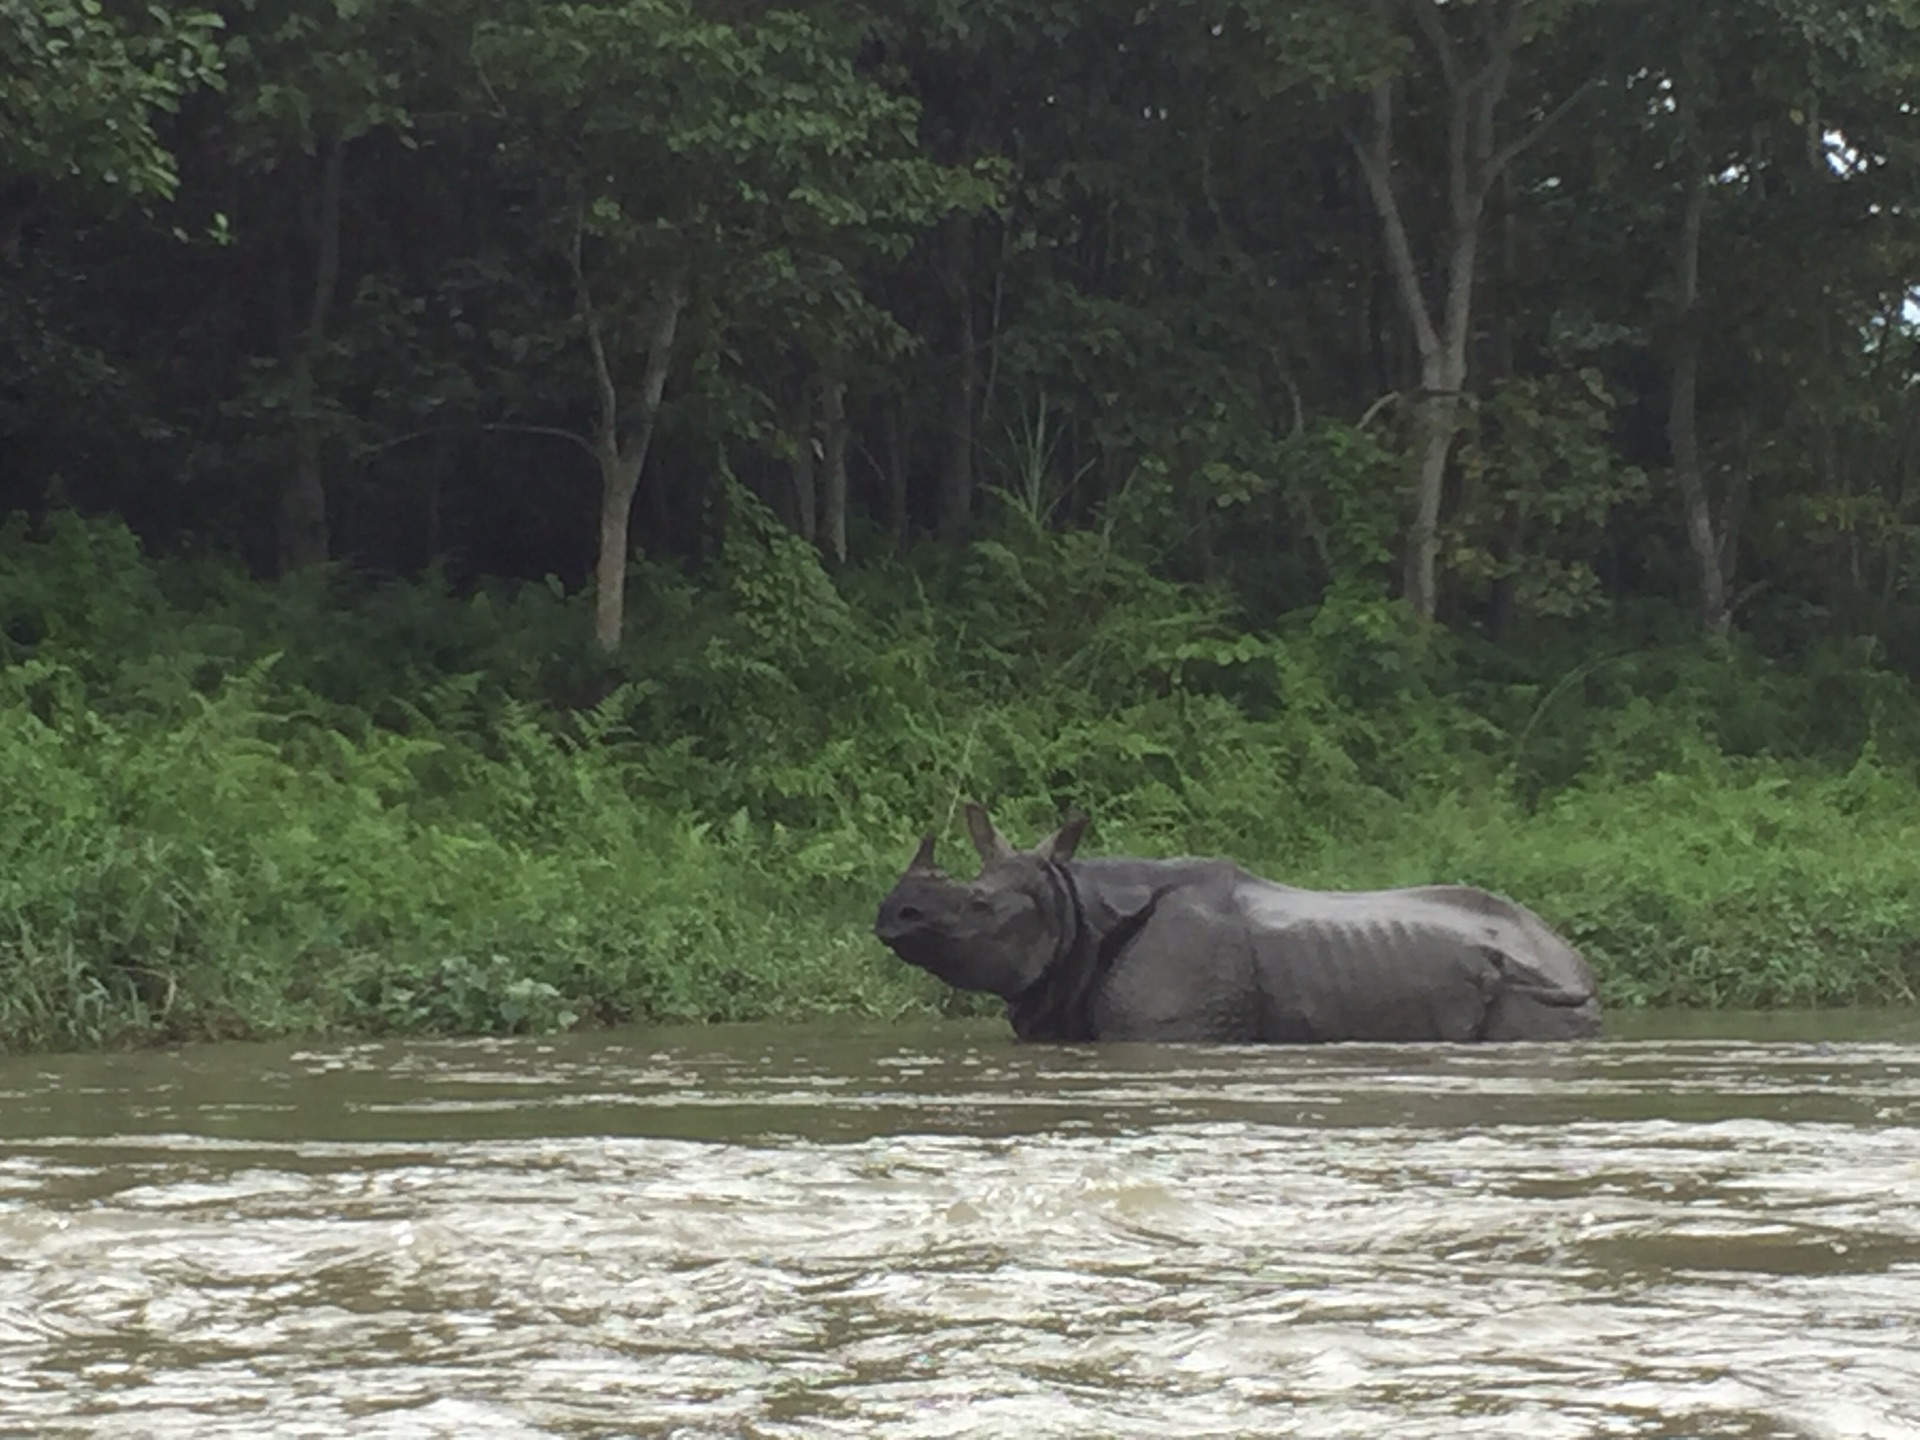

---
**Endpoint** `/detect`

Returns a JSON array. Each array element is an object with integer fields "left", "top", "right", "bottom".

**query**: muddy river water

[{"left": 2, "top": 1012, "right": 1918, "bottom": 1438}]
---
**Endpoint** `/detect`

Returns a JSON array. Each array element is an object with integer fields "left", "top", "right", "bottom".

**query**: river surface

[{"left": 2, "top": 1012, "right": 1918, "bottom": 1439}]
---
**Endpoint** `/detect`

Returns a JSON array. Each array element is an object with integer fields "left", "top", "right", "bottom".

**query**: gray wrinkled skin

[{"left": 873, "top": 804, "right": 1601, "bottom": 1044}]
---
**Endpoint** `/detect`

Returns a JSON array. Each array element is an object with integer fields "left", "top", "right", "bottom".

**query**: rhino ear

[
  {"left": 964, "top": 802, "right": 1015, "bottom": 865},
  {"left": 907, "top": 834, "right": 940, "bottom": 874},
  {"left": 1038, "top": 810, "right": 1089, "bottom": 863}
]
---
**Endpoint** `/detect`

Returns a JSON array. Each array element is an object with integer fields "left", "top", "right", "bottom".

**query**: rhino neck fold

[
  {"left": 1006, "top": 864, "right": 1162, "bottom": 1043},
  {"left": 1005, "top": 861, "right": 1093, "bottom": 1042}
]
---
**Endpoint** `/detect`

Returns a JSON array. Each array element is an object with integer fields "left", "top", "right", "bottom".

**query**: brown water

[{"left": 2, "top": 1012, "right": 1918, "bottom": 1439}]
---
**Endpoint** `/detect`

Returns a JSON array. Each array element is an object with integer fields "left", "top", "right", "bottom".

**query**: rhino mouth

[{"left": 873, "top": 923, "right": 984, "bottom": 991}]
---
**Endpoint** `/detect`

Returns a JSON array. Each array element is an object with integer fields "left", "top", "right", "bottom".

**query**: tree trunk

[
  {"left": 883, "top": 402, "right": 908, "bottom": 549},
  {"left": 788, "top": 396, "right": 818, "bottom": 545},
  {"left": 641, "top": 441, "right": 671, "bottom": 545},
  {"left": 1354, "top": 71, "right": 1476, "bottom": 620},
  {"left": 819, "top": 371, "right": 849, "bottom": 565},
  {"left": 1406, "top": 382, "right": 1463, "bottom": 617},
  {"left": 1487, "top": 507, "right": 1525, "bottom": 641},
  {"left": 594, "top": 446, "right": 643, "bottom": 652},
  {"left": 423, "top": 431, "right": 450, "bottom": 570},
  {"left": 937, "top": 211, "right": 976, "bottom": 539},
  {"left": 1485, "top": 172, "right": 1519, "bottom": 636},
  {"left": 584, "top": 268, "right": 685, "bottom": 653},
  {"left": 280, "top": 349, "right": 331, "bottom": 573},
  {"left": 1722, "top": 404, "right": 1755, "bottom": 593},
  {"left": 1352, "top": 72, "right": 1460, "bottom": 620},
  {"left": 1668, "top": 157, "right": 1730, "bottom": 635},
  {"left": 278, "top": 136, "right": 345, "bottom": 574},
  {"left": 1348, "top": 0, "right": 1583, "bottom": 619}
]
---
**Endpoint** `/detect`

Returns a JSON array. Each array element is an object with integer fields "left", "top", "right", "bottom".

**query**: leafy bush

[{"left": 1, "top": 510, "right": 1916, "bottom": 1052}]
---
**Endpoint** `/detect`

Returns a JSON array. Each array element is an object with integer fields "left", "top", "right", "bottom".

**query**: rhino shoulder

[{"left": 1069, "top": 856, "right": 1253, "bottom": 920}]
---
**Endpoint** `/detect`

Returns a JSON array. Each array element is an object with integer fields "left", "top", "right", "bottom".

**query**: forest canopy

[{"left": 3, "top": 0, "right": 1915, "bottom": 649}]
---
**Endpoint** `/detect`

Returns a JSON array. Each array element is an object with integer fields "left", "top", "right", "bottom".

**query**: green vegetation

[
  {"left": 2, "top": 511, "right": 1916, "bottom": 1052},
  {"left": 5, "top": 1, "right": 1920, "bottom": 1049}
]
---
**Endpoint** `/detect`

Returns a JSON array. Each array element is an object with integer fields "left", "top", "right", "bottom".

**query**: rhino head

[{"left": 873, "top": 803, "right": 1090, "bottom": 999}]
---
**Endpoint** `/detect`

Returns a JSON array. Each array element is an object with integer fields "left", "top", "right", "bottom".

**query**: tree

[
  {"left": 213, "top": 0, "right": 422, "bottom": 572},
  {"left": 471, "top": 0, "right": 989, "bottom": 648},
  {"left": 1574, "top": 0, "right": 1920, "bottom": 633},
  {"left": 1346, "top": 0, "right": 1592, "bottom": 619},
  {"left": 0, "top": 2, "right": 223, "bottom": 538},
  {"left": 1, "top": 0, "right": 224, "bottom": 205}
]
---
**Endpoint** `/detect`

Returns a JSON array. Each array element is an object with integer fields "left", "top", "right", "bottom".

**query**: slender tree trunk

[
  {"left": 1883, "top": 402, "right": 1920, "bottom": 621},
  {"left": 1486, "top": 171, "right": 1519, "bottom": 636},
  {"left": 883, "top": 402, "right": 908, "bottom": 549},
  {"left": 424, "top": 431, "right": 449, "bottom": 570},
  {"left": 1668, "top": 157, "right": 1730, "bottom": 635},
  {"left": 1804, "top": 101, "right": 1851, "bottom": 602},
  {"left": 937, "top": 211, "right": 976, "bottom": 539},
  {"left": 819, "top": 371, "right": 849, "bottom": 565},
  {"left": 1490, "top": 170, "right": 1517, "bottom": 384},
  {"left": 1354, "top": 74, "right": 1473, "bottom": 619},
  {"left": 641, "top": 444, "right": 670, "bottom": 545},
  {"left": 788, "top": 391, "right": 818, "bottom": 545},
  {"left": 1723, "top": 404, "right": 1754, "bottom": 589},
  {"left": 594, "top": 447, "right": 643, "bottom": 650},
  {"left": 281, "top": 350, "right": 330, "bottom": 572},
  {"left": 1348, "top": 0, "right": 1586, "bottom": 619},
  {"left": 278, "top": 136, "right": 345, "bottom": 573},
  {"left": 1487, "top": 510, "right": 1525, "bottom": 641},
  {"left": 575, "top": 218, "right": 685, "bottom": 650},
  {"left": 1406, "top": 383, "right": 1463, "bottom": 615},
  {"left": 425, "top": 469, "right": 443, "bottom": 571}
]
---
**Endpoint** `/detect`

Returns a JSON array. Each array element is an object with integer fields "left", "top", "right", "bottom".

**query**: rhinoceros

[{"left": 873, "top": 804, "right": 1601, "bottom": 1044}]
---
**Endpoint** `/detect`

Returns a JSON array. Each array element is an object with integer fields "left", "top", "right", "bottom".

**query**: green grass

[{"left": 2, "top": 509, "right": 1916, "bottom": 1052}]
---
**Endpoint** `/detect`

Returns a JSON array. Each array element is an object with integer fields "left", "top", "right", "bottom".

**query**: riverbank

[{"left": 3, "top": 514, "right": 1917, "bottom": 1052}]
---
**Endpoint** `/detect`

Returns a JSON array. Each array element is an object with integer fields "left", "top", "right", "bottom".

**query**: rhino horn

[
  {"left": 907, "top": 834, "right": 940, "bottom": 873},
  {"left": 964, "top": 802, "right": 1015, "bottom": 865}
]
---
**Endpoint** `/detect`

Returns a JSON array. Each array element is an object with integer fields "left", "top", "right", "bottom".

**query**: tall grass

[{"left": 2, "top": 508, "right": 1916, "bottom": 1051}]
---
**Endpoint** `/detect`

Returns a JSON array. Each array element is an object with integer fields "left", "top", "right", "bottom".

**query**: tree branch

[
  {"left": 567, "top": 204, "right": 620, "bottom": 452},
  {"left": 1469, "top": 4, "right": 1522, "bottom": 172},
  {"left": 1408, "top": 0, "right": 1462, "bottom": 95},
  {"left": 610, "top": 277, "right": 686, "bottom": 490},
  {"left": 1347, "top": 82, "right": 1442, "bottom": 367},
  {"left": 482, "top": 422, "right": 600, "bottom": 460},
  {"left": 1485, "top": 0, "right": 1526, "bottom": 106},
  {"left": 307, "top": 134, "right": 346, "bottom": 347},
  {"left": 635, "top": 281, "right": 684, "bottom": 421},
  {"left": 354, "top": 422, "right": 597, "bottom": 462},
  {"left": 1483, "top": 79, "right": 1597, "bottom": 190},
  {"left": 1357, "top": 391, "right": 1402, "bottom": 430},
  {"left": 1446, "top": 55, "right": 1474, "bottom": 231}
]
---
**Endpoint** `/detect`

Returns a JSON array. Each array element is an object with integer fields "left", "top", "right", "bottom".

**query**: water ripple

[{"left": 1, "top": 1020, "right": 1917, "bottom": 1437}]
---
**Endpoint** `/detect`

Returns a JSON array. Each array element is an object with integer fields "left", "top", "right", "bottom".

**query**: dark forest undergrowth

[{"left": 3, "top": 510, "right": 1917, "bottom": 1053}]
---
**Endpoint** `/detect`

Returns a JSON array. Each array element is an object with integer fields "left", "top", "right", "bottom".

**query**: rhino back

[
  {"left": 1054, "top": 857, "right": 1598, "bottom": 1044},
  {"left": 1237, "top": 882, "right": 1597, "bottom": 1041}
]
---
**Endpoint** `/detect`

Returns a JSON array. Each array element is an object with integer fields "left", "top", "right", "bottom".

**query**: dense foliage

[
  {"left": 3, "top": 511, "right": 1917, "bottom": 1050},
  {"left": 4, "top": 0, "right": 1919, "bottom": 1049}
]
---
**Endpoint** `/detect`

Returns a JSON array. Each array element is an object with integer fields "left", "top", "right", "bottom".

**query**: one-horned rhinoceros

[{"left": 873, "top": 804, "right": 1601, "bottom": 1044}]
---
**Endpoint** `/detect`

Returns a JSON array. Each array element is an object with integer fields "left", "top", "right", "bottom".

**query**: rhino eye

[
  {"left": 967, "top": 896, "right": 992, "bottom": 912},
  {"left": 897, "top": 904, "right": 924, "bottom": 922}
]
